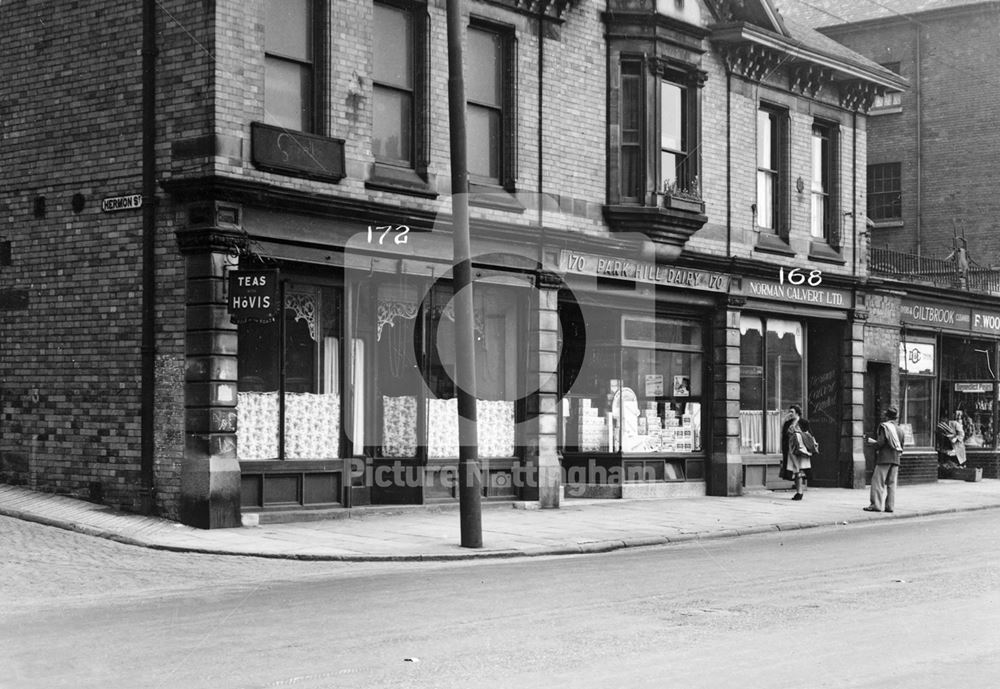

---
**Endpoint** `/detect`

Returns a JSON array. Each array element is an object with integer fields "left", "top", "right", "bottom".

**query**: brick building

[
  {"left": 778, "top": 0, "right": 1000, "bottom": 482},
  {"left": 1, "top": 0, "right": 909, "bottom": 528}
]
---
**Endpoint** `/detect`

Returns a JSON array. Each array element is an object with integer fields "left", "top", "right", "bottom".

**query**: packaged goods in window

[{"left": 382, "top": 395, "right": 418, "bottom": 457}]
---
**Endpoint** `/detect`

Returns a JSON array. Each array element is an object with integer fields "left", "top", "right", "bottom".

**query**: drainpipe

[
  {"left": 726, "top": 71, "right": 732, "bottom": 256},
  {"left": 140, "top": 0, "right": 157, "bottom": 512},
  {"left": 852, "top": 110, "right": 857, "bottom": 277},
  {"left": 915, "top": 25, "right": 922, "bottom": 257}
]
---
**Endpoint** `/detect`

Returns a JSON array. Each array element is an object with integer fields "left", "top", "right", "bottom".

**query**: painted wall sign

[
  {"left": 971, "top": 309, "right": 1000, "bottom": 336},
  {"left": 558, "top": 250, "right": 730, "bottom": 292},
  {"left": 899, "top": 300, "right": 968, "bottom": 329},
  {"left": 743, "top": 279, "right": 849, "bottom": 308},
  {"left": 251, "top": 122, "right": 345, "bottom": 183},
  {"left": 101, "top": 194, "right": 143, "bottom": 212},
  {"left": 228, "top": 269, "right": 280, "bottom": 323}
]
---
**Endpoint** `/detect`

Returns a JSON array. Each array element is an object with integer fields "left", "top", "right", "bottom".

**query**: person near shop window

[
  {"left": 864, "top": 407, "right": 904, "bottom": 513},
  {"left": 937, "top": 410, "right": 967, "bottom": 469},
  {"left": 788, "top": 418, "right": 818, "bottom": 501},
  {"left": 779, "top": 405, "right": 802, "bottom": 483}
]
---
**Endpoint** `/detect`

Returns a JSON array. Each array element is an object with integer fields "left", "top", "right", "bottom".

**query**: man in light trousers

[{"left": 864, "top": 407, "right": 904, "bottom": 513}]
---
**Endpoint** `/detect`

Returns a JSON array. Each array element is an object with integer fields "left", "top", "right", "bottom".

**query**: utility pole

[{"left": 445, "top": 0, "right": 483, "bottom": 547}]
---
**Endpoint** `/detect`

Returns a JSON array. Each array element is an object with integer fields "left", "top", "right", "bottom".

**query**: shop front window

[
  {"left": 561, "top": 312, "right": 705, "bottom": 477},
  {"left": 940, "top": 337, "right": 997, "bottom": 449},
  {"left": 899, "top": 339, "right": 935, "bottom": 447},
  {"left": 374, "top": 280, "right": 522, "bottom": 459},
  {"left": 237, "top": 283, "right": 342, "bottom": 460},
  {"left": 739, "top": 316, "right": 804, "bottom": 453}
]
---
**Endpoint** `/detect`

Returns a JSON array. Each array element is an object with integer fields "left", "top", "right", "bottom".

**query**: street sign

[{"left": 101, "top": 194, "right": 143, "bottom": 212}]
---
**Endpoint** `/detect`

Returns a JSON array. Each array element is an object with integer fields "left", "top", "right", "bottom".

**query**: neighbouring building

[
  {"left": 0, "top": 0, "right": 908, "bottom": 528},
  {"left": 779, "top": 0, "right": 1000, "bottom": 482}
]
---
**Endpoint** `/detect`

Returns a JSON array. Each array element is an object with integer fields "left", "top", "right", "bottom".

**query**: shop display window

[
  {"left": 939, "top": 338, "right": 997, "bottom": 449},
  {"left": 561, "top": 313, "right": 704, "bottom": 458},
  {"left": 237, "top": 283, "right": 343, "bottom": 460},
  {"left": 374, "top": 281, "right": 522, "bottom": 459},
  {"left": 898, "top": 339, "right": 935, "bottom": 447},
  {"left": 739, "top": 316, "right": 803, "bottom": 453}
]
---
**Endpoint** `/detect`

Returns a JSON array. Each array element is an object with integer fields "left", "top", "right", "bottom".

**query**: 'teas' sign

[{"left": 228, "top": 269, "right": 279, "bottom": 323}]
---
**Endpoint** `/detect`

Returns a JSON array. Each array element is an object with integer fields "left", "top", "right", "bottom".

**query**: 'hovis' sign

[{"left": 228, "top": 269, "right": 280, "bottom": 324}]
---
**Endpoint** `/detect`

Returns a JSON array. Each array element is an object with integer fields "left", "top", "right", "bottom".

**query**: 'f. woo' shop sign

[{"left": 228, "top": 269, "right": 279, "bottom": 324}]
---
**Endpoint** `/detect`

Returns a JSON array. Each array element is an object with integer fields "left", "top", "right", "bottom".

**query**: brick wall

[
  {"left": 825, "top": 6, "right": 1000, "bottom": 266},
  {"left": 0, "top": 1, "right": 192, "bottom": 516}
]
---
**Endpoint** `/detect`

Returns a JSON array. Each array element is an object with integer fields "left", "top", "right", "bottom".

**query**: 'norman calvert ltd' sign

[{"left": 743, "top": 279, "right": 849, "bottom": 307}]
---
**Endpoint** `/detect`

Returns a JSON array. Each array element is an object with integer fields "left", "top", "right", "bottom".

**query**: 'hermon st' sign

[{"left": 228, "top": 269, "right": 280, "bottom": 323}]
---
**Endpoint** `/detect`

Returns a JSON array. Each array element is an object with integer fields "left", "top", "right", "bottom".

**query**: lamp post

[{"left": 446, "top": 0, "right": 483, "bottom": 548}]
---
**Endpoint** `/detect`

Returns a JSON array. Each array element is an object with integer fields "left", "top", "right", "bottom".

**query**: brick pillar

[
  {"left": 521, "top": 274, "right": 562, "bottom": 507},
  {"left": 843, "top": 309, "right": 868, "bottom": 489},
  {"left": 708, "top": 296, "right": 743, "bottom": 496},
  {"left": 175, "top": 202, "right": 243, "bottom": 528}
]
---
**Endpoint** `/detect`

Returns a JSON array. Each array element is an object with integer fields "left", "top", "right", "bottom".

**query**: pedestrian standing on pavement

[
  {"left": 864, "top": 407, "right": 904, "bottom": 513},
  {"left": 788, "top": 418, "right": 818, "bottom": 500},
  {"left": 779, "top": 405, "right": 802, "bottom": 482}
]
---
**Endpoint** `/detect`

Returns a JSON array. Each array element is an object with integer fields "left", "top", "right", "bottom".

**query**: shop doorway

[
  {"left": 806, "top": 322, "right": 842, "bottom": 487},
  {"left": 863, "top": 362, "right": 892, "bottom": 483}
]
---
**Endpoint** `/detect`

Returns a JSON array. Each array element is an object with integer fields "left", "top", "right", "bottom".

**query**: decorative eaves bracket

[
  {"left": 719, "top": 43, "right": 783, "bottom": 81},
  {"left": 789, "top": 63, "right": 833, "bottom": 99},
  {"left": 839, "top": 79, "right": 882, "bottom": 113},
  {"left": 509, "top": 0, "right": 580, "bottom": 20}
]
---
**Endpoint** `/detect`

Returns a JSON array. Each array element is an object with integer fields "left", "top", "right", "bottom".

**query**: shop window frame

[{"left": 739, "top": 315, "right": 806, "bottom": 455}]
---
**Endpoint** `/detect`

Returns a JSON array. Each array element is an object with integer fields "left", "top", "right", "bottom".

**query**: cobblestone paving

[{"left": 0, "top": 516, "right": 392, "bottom": 615}]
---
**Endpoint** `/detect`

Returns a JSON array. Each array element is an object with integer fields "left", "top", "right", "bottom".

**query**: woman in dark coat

[{"left": 779, "top": 405, "right": 802, "bottom": 483}]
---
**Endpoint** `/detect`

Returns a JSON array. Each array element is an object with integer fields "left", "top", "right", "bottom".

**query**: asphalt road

[{"left": 2, "top": 511, "right": 999, "bottom": 689}]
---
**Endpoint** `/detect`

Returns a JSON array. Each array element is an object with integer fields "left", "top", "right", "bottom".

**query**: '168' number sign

[{"left": 779, "top": 267, "right": 823, "bottom": 286}]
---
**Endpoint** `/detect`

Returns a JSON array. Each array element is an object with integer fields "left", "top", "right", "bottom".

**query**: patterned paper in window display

[
  {"left": 237, "top": 391, "right": 279, "bottom": 460},
  {"left": 236, "top": 392, "right": 341, "bottom": 459},
  {"left": 283, "top": 393, "right": 340, "bottom": 458},
  {"left": 427, "top": 399, "right": 515, "bottom": 458},
  {"left": 382, "top": 395, "right": 418, "bottom": 457}
]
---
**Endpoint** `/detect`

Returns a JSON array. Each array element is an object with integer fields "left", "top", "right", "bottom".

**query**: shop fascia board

[{"left": 163, "top": 175, "right": 597, "bottom": 249}]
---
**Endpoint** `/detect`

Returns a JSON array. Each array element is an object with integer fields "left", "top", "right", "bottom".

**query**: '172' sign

[{"left": 228, "top": 269, "right": 279, "bottom": 323}]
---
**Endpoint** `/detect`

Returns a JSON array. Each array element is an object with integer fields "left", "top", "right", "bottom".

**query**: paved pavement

[{"left": 2, "top": 480, "right": 999, "bottom": 561}]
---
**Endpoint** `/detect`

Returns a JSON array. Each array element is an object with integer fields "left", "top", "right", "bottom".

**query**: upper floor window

[
  {"left": 620, "top": 60, "right": 644, "bottom": 202},
  {"left": 373, "top": 2, "right": 415, "bottom": 166},
  {"left": 467, "top": 21, "right": 515, "bottom": 189},
  {"left": 756, "top": 106, "right": 787, "bottom": 235},
  {"left": 810, "top": 122, "right": 837, "bottom": 241},
  {"left": 610, "top": 56, "right": 702, "bottom": 206},
  {"left": 660, "top": 79, "right": 689, "bottom": 192},
  {"left": 867, "top": 162, "right": 901, "bottom": 221},
  {"left": 265, "top": 0, "right": 315, "bottom": 132}
]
